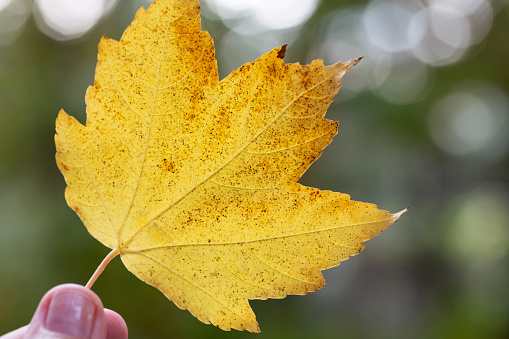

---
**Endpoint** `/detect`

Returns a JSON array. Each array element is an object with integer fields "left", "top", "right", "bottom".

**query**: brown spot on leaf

[{"left": 162, "top": 158, "right": 175, "bottom": 172}]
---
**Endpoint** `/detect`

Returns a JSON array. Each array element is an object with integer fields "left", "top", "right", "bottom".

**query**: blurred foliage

[{"left": 1, "top": 0, "right": 509, "bottom": 338}]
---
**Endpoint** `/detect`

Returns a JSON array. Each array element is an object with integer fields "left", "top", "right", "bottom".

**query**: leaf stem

[{"left": 85, "top": 248, "right": 121, "bottom": 289}]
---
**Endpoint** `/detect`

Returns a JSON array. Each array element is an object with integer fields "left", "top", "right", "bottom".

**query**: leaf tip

[
  {"left": 393, "top": 207, "right": 408, "bottom": 221},
  {"left": 57, "top": 108, "right": 67, "bottom": 119},
  {"left": 277, "top": 44, "right": 288, "bottom": 59},
  {"left": 56, "top": 109, "right": 70, "bottom": 132},
  {"left": 349, "top": 56, "right": 363, "bottom": 67},
  {"left": 249, "top": 322, "right": 261, "bottom": 333}
]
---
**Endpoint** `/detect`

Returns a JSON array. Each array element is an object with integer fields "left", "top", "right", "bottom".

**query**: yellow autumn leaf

[{"left": 55, "top": 0, "right": 405, "bottom": 332}]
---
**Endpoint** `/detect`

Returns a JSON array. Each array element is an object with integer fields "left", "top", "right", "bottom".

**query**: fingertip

[
  {"left": 104, "top": 309, "right": 128, "bottom": 339},
  {"left": 50, "top": 283, "right": 104, "bottom": 308},
  {"left": 24, "top": 284, "right": 107, "bottom": 339}
]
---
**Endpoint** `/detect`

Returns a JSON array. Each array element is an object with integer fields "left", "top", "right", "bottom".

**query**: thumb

[{"left": 24, "top": 284, "right": 107, "bottom": 339}]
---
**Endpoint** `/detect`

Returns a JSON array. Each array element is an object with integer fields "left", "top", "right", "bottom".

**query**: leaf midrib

[{"left": 123, "top": 209, "right": 398, "bottom": 253}]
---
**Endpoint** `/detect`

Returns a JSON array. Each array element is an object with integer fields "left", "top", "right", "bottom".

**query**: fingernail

[{"left": 45, "top": 290, "right": 96, "bottom": 338}]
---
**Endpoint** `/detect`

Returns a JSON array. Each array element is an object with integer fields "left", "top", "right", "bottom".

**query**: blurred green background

[{"left": 1, "top": 0, "right": 509, "bottom": 338}]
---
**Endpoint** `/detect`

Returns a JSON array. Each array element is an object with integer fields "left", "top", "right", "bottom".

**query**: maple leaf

[{"left": 55, "top": 0, "right": 405, "bottom": 332}]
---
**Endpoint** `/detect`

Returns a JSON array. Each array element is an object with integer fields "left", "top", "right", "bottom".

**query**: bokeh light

[
  {"left": 445, "top": 183, "right": 509, "bottom": 262},
  {"left": 0, "top": 0, "right": 29, "bottom": 46},
  {"left": 428, "top": 83, "right": 509, "bottom": 159},
  {"left": 33, "top": 0, "right": 119, "bottom": 41},
  {"left": 204, "top": 0, "right": 319, "bottom": 32},
  {"left": 314, "top": 0, "right": 496, "bottom": 104},
  {"left": 410, "top": 5, "right": 468, "bottom": 66},
  {"left": 0, "top": 0, "right": 13, "bottom": 11},
  {"left": 410, "top": 0, "right": 493, "bottom": 66},
  {"left": 317, "top": 7, "right": 394, "bottom": 97},
  {"left": 363, "top": 0, "right": 423, "bottom": 54},
  {"left": 375, "top": 56, "right": 432, "bottom": 105}
]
